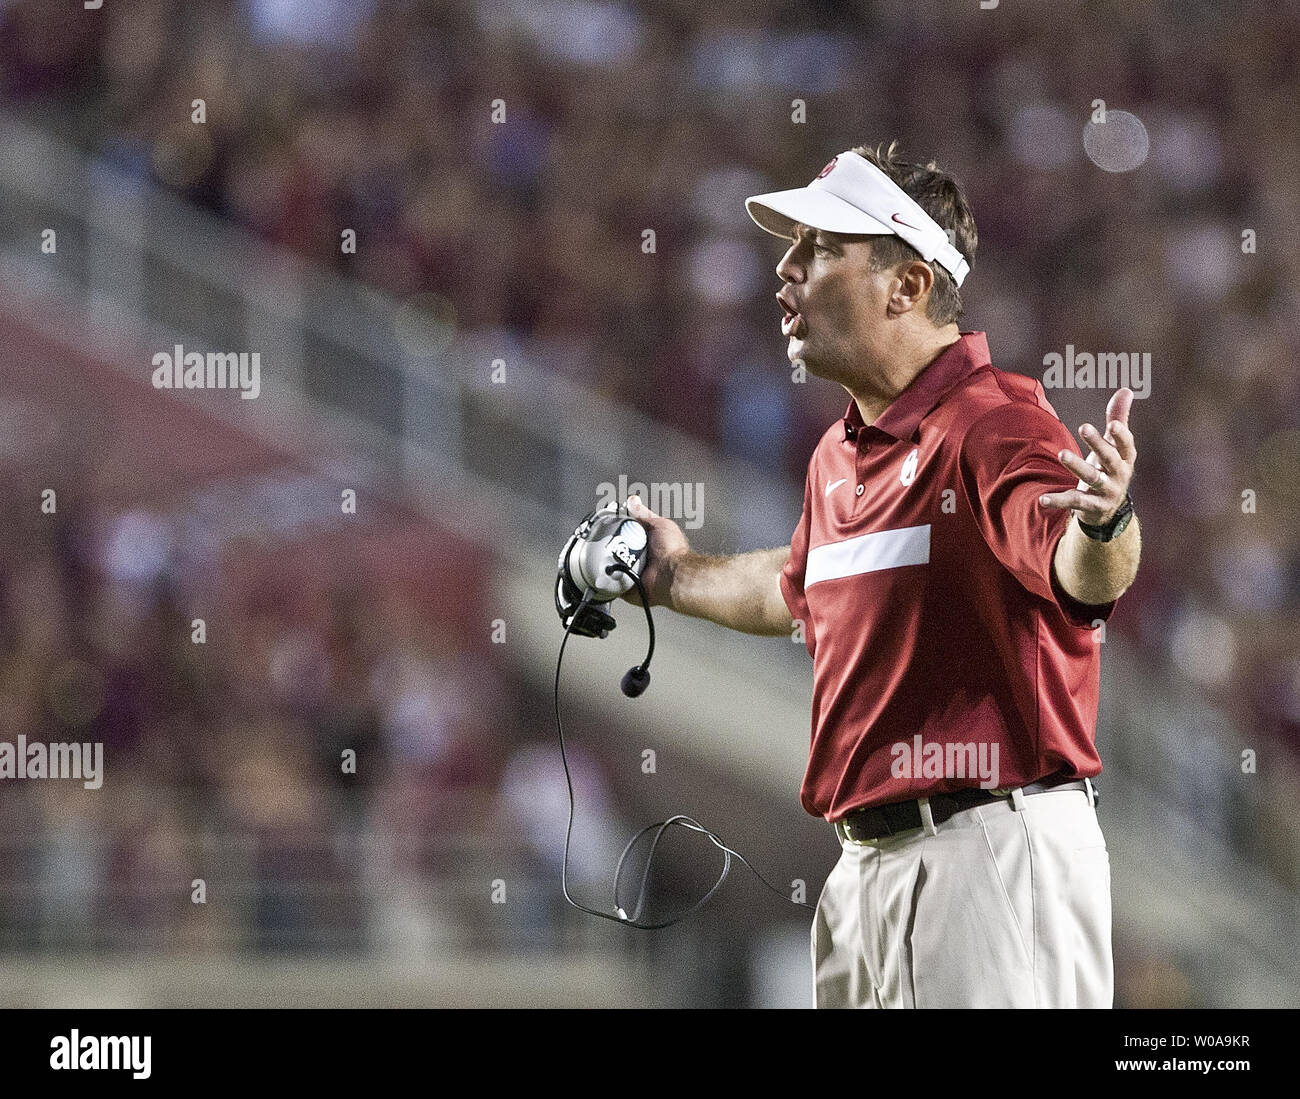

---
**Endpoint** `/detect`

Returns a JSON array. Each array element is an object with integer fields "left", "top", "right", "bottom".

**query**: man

[{"left": 625, "top": 143, "right": 1140, "bottom": 1008}]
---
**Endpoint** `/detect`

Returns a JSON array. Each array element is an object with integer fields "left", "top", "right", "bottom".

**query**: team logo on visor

[{"left": 816, "top": 156, "right": 838, "bottom": 179}]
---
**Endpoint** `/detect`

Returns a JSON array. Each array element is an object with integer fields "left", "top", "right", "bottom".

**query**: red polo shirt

[{"left": 781, "top": 332, "right": 1116, "bottom": 821}]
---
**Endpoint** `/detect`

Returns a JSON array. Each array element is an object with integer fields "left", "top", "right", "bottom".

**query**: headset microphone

[
  {"left": 609, "top": 560, "right": 654, "bottom": 698},
  {"left": 620, "top": 665, "right": 650, "bottom": 698},
  {"left": 552, "top": 500, "right": 813, "bottom": 930}
]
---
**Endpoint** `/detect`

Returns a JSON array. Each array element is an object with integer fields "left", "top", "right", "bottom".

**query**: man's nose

[{"left": 776, "top": 242, "right": 803, "bottom": 283}]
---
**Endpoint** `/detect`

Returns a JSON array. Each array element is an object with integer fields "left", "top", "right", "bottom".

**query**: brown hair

[{"left": 850, "top": 141, "right": 977, "bottom": 325}]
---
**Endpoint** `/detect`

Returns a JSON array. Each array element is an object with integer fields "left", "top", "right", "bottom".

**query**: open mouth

[{"left": 779, "top": 297, "right": 807, "bottom": 339}]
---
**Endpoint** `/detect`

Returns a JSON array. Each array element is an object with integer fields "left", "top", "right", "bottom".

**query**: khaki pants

[{"left": 811, "top": 784, "right": 1112, "bottom": 1008}]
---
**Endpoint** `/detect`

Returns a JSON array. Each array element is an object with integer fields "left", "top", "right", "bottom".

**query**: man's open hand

[{"left": 1039, "top": 387, "right": 1137, "bottom": 526}]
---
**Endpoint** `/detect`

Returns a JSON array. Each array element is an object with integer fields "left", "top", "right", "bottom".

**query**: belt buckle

[
  {"left": 836, "top": 818, "right": 877, "bottom": 847},
  {"left": 837, "top": 809, "right": 925, "bottom": 847}
]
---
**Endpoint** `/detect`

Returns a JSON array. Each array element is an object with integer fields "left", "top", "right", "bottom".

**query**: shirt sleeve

[
  {"left": 959, "top": 400, "right": 1117, "bottom": 628},
  {"left": 780, "top": 465, "right": 816, "bottom": 654}
]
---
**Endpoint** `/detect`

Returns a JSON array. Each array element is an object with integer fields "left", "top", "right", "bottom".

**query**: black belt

[{"left": 834, "top": 774, "right": 1096, "bottom": 845}]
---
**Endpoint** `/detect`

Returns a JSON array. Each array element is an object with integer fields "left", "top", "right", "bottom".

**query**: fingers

[
  {"left": 627, "top": 495, "right": 660, "bottom": 521},
  {"left": 1038, "top": 488, "right": 1115, "bottom": 522},
  {"left": 1102, "top": 389, "right": 1136, "bottom": 465},
  {"left": 1077, "top": 424, "right": 1122, "bottom": 475},
  {"left": 1058, "top": 448, "right": 1109, "bottom": 488},
  {"left": 1105, "top": 387, "right": 1133, "bottom": 428},
  {"left": 1040, "top": 397, "right": 1137, "bottom": 524},
  {"left": 1108, "top": 418, "right": 1136, "bottom": 465},
  {"left": 1039, "top": 488, "right": 1087, "bottom": 511}
]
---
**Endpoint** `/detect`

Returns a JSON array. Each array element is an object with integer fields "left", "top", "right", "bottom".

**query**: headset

[{"left": 553, "top": 501, "right": 814, "bottom": 929}]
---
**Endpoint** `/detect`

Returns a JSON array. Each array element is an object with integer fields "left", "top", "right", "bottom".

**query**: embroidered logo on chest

[{"left": 900, "top": 448, "right": 919, "bottom": 487}]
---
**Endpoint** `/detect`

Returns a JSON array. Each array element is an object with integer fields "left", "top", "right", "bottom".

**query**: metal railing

[{"left": 0, "top": 113, "right": 800, "bottom": 562}]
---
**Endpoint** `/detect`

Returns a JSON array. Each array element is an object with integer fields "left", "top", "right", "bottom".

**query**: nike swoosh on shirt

[{"left": 825, "top": 478, "right": 848, "bottom": 496}]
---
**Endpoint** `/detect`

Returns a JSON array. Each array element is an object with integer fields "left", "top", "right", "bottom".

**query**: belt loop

[
  {"left": 918, "top": 796, "right": 938, "bottom": 836},
  {"left": 1009, "top": 787, "right": 1027, "bottom": 813},
  {"left": 1084, "top": 777, "right": 1096, "bottom": 807}
]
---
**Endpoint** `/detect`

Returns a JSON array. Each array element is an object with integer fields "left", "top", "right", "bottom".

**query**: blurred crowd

[
  {"left": 0, "top": 493, "right": 631, "bottom": 954},
  {"left": 1, "top": 0, "right": 1298, "bottom": 1004}
]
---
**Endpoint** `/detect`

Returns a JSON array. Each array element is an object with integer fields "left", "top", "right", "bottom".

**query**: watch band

[{"left": 1078, "top": 491, "right": 1134, "bottom": 542}]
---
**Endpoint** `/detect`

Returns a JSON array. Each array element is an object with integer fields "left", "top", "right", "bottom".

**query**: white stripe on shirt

[{"left": 805, "top": 524, "right": 931, "bottom": 587}]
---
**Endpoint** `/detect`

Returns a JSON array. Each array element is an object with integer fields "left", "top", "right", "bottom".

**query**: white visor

[{"left": 745, "top": 150, "right": 971, "bottom": 288}]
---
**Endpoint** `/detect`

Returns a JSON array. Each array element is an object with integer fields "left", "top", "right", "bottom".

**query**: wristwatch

[{"left": 1077, "top": 491, "right": 1134, "bottom": 542}]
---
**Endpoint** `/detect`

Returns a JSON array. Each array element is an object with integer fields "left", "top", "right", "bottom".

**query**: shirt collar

[{"left": 843, "top": 331, "right": 991, "bottom": 443}]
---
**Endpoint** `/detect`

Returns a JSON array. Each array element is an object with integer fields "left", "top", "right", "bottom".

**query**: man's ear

[{"left": 888, "top": 260, "right": 935, "bottom": 316}]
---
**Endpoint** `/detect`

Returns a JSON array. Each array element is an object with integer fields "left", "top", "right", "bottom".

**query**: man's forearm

[
  {"left": 667, "top": 546, "right": 793, "bottom": 636},
  {"left": 1052, "top": 513, "right": 1141, "bottom": 606}
]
